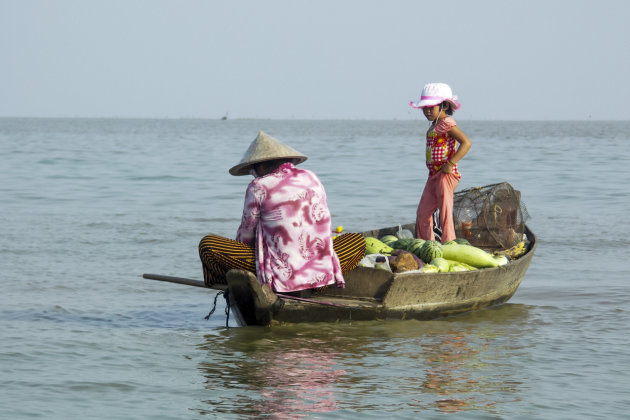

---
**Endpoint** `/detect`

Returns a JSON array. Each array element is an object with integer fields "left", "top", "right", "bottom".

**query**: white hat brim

[
  {"left": 409, "top": 98, "right": 461, "bottom": 110},
  {"left": 410, "top": 99, "right": 441, "bottom": 109}
]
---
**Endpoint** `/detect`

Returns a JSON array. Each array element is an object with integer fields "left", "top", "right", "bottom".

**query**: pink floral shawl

[{"left": 236, "top": 162, "right": 345, "bottom": 292}]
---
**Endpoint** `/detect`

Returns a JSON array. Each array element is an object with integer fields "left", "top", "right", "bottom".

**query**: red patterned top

[{"left": 425, "top": 116, "right": 461, "bottom": 179}]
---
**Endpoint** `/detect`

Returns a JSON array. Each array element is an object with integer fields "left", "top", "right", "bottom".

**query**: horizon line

[{"left": 0, "top": 116, "right": 626, "bottom": 122}]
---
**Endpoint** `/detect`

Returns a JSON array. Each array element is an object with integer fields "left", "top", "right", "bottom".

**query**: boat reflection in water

[
  {"left": 247, "top": 345, "right": 343, "bottom": 416},
  {"left": 195, "top": 329, "right": 345, "bottom": 417},
  {"left": 194, "top": 303, "right": 535, "bottom": 417}
]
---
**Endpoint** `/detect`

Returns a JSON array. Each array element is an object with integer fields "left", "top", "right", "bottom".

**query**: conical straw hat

[{"left": 229, "top": 131, "right": 308, "bottom": 176}]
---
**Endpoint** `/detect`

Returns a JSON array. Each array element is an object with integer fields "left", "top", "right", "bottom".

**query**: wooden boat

[
  {"left": 143, "top": 223, "right": 535, "bottom": 327},
  {"left": 144, "top": 223, "right": 536, "bottom": 326}
]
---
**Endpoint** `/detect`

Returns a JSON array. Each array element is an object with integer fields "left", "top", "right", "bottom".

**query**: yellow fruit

[{"left": 495, "top": 241, "right": 526, "bottom": 260}]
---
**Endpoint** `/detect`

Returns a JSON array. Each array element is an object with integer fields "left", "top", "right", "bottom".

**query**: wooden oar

[
  {"left": 143, "top": 273, "right": 353, "bottom": 313},
  {"left": 142, "top": 273, "right": 227, "bottom": 290}
]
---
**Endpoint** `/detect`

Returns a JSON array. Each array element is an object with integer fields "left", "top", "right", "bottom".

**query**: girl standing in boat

[
  {"left": 410, "top": 83, "right": 471, "bottom": 242},
  {"left": 199, "top": 131, "right": 365, "bottom": 293}
]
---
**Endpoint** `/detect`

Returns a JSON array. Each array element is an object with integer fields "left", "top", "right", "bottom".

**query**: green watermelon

[
  {"left": 408, "top": 239, "right": 426, "bottom": 257},
  {"left": 379, "top": 235, "right": 398, "bottom": 246},
  {"left": 390, "top": 238, "right": 414, "bottom": 250},
  {"left": 418, "top": 240, "right": 443, "bottom": 263}
]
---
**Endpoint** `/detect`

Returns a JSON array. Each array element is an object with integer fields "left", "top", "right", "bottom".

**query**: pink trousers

[{"left": 416, "top": 172, "right": 459, "bottom": 242}]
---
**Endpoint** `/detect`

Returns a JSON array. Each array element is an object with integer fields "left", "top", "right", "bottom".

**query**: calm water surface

[{"left": 1, "top": 118, "right": 629, "bottom": 419}]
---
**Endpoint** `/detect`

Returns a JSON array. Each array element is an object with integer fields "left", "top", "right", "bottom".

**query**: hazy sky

[{"left": 1, "top": 0, "right": 628, "bottom": 120}]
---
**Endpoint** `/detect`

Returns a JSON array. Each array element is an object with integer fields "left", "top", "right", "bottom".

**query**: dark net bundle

[{"left": 452, "top": 182, "right": 529, "bottom": 249}]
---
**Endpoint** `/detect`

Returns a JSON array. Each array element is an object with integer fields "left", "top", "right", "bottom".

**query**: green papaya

[
  {"left": 364, "top": 237, "right": 394, "bottom": 255},
  {"left": 441, "top": 243, "right": 498, "bottom": 268}
]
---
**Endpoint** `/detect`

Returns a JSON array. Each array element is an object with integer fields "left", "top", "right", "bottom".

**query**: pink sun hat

[{"left": 410, "top": 82, "right": 461, "bottom": 110}]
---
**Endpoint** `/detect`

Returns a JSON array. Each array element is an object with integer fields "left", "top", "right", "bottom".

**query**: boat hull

[{"left": 226, "top": 224, "right": 536, "bottom": 326}]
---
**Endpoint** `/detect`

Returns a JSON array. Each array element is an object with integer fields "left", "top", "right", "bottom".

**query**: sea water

[{"left": 1, "top": 118, "right": 629, "bottom": 419}]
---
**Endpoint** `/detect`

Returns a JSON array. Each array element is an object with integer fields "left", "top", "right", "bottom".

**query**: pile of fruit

[{"left": 364, "top": 234, "right": 528, "bottom": 274}]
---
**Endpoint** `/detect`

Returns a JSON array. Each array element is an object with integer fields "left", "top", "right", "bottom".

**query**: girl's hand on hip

[{"left": 441, "top": 162, "right": 453, "bottom": 174}]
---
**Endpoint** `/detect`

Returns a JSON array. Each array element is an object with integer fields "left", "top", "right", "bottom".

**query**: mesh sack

[{"left": 453, "top": 182, "right": 529, "bottom": 249}]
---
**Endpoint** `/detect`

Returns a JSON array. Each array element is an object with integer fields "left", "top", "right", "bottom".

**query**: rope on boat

[
  {"left": 205, "top": 290, "right": 354, "bottom": 325},
  {"left": 204, "top": 289, "right": 231, "bottom": 327}
]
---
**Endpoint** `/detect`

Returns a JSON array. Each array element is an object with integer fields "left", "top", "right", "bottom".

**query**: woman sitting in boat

[{"left": 199, "top": 131, "right": 365, "bottom": 293}]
